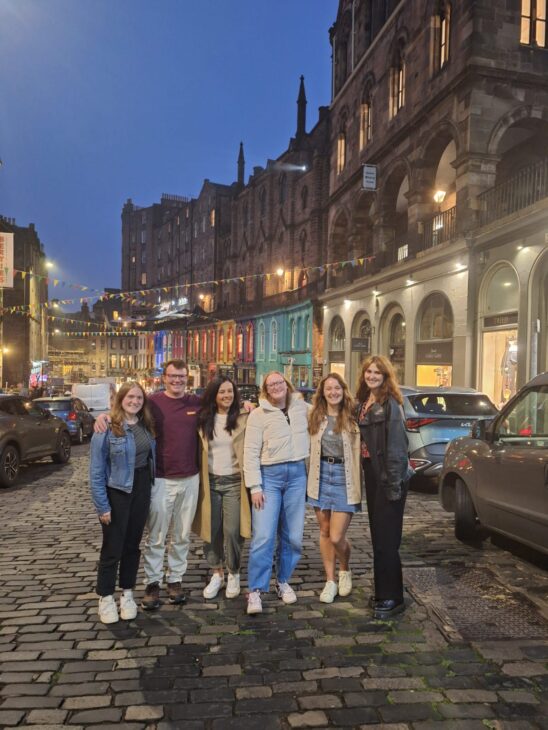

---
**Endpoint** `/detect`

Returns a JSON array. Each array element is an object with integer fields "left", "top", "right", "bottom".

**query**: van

[{"left": 72, "top": 383, "right": 115, "bottom": 416}]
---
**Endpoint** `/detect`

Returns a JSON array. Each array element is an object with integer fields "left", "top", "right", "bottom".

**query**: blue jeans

[{"left": 247, "top": 460, "right": 307, "bottom": 592}]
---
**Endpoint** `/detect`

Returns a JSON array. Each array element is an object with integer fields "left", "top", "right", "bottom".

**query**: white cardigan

[{"left": 243, "top": 394, "right": 311, "bottom": 489}]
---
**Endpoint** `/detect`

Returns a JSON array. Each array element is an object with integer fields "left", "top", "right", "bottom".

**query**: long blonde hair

[
  {"left": 110, "top": 381, "right": 155, "bottom": 437},
  {"left": 356, "top": 355, "right": 403, "bottom": 405},
  {"left": 308, "top": 373, "right": 356, "bottom": 435}
]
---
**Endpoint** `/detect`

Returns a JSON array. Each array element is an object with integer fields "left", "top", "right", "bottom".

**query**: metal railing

[
  {"left": 478, "top": 157, "right": 548, "bottom": 227},
  {"left": 422, "top": 206, "right": 457, "bottom": 248}
]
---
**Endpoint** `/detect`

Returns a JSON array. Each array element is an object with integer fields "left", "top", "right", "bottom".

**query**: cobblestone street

[{"left": 1, "top": 446, "right": 547, "bottom": 729}]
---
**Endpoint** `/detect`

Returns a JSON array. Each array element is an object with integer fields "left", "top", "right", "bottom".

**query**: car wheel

[
  {"left": 0, "top": 445, "right": 20, "bottom": 487},
  {"left": 454, "top": 478, "right": 481, "bottom": 542},
  {"left": 52, "top": 432, "right": 71, "bottom": 464}
]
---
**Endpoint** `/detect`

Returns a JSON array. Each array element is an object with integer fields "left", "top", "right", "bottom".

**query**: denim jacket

[{"left": 89, "top": 422, "right": 156, "bottom": 516}]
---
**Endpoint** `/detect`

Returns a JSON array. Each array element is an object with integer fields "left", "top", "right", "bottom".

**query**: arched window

[
  {"left": 359, "top": 89, "right": 373, "bottom": 150},
  {"left": 218, "top": 329, "right": 225, "bottom": 360},
  {"left": 485, "top": 265, "right": 519, "bottom": 313},
  {"left": 390, "top": 39, "right": 406, "bottom": 118},
  {"left": 419, "top": 293, "right": 453, "bottom": 340},
  {"left": 416, "top": 294, "right": 454, "bottom": 386},
  {"left": 258, "top": 321, "right": 265, "bottom": 356},
  {"left": 227, "top": 327, "right": 233, "bottom": 360},
  {"left": 305, "top": 315, "right": 311, "bottom": 349},
  {"left": 337, "top": 132, "right": 346, "bottom": 174},
  {"left": 271, "top": 319, "right": 278, "bottom": 354},
  {"left": 246, "top": 323, "right": 254, "bottom": 359},
  {"left": 330, "top": 317, "right": 346, "bottom": 351},
  {"left": 236, "top": 326, "right": 244, "bottom": 360},
  {"left": 389, "top": 313, "right": 406, "bottom": 384},
  {"left": 290, "top": 319, "right": 297, "bottom": 349}
]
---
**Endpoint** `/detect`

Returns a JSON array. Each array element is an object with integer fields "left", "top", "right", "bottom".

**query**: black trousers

[
  {"left": 96, "top": 466, "right": 152, "bottom": 597},
  {"left": 362, "top": 458, "right": 407, "bottom": 602}
]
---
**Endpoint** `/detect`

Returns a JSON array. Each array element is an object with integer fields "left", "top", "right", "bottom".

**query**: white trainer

[
  {"left": 338, "top": 570, "right": 353, "bottom": 597},
  {"left": 276, "top": 582, "right": 297, "bottom": 605},
  {"left": 226, "top": 573, "right": 241, "bottom": 599},
  {"left": 119, "top": 590, "right": 138, "bottom": 620},
  {"left": 319, "top": 580, "right": 338, "bottom": 604},
  {"left": 203, "top": 573, "right": 225, "bottom": 599},
  {"left": 98, "top": 595, "right": 119, "bottom": 624},
  {"left": 247, "top": 590, "right": 262, "bottom": 615}
]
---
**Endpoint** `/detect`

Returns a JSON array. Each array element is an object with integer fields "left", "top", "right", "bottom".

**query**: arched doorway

[
  {"left": 351, "top": 311, "right": 372, "bottom": 389},
  {"left": 415, "top": 293, "right": 454, "bottom": 386},
  {"left": 328, "top": 316, "right": 346, "bottom": 380},
  {"left": 384, "top": 310, "right": 406, "bottom": 385},
  {"left": 480, "top": 264, "right": 519, "bottom": 408}
]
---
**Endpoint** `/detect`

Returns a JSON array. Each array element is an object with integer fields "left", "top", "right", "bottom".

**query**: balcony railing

[
  {"left": 478, "top": 157, "right": 548, "bottom": 227},
  {"left": 422, "top": 206, "right": 457, "bottom": 248}
]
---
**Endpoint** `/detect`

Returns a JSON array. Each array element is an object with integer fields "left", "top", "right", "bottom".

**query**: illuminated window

[
  {"left": 246, "top": 323, "right": 254, "bottom": 359},
  {"left": 521, "top": 0, "right": 547, "bottom": 46},
  {"left": 337, "top": 132, "right": 346, "bottom": 174},
  {"left": 359, "top": 100, "right": 372, "bottom": 150},
  {"left": 210, "top": 208, "right": 215, "bottom": 227},
  {"left": 390, "top": 41, "right": 406, "bottom": 118},
  {"left": 236, "top": 327, "right": 244, "bottom": 359}
]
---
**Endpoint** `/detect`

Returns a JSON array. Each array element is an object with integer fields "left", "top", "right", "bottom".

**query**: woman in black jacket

[{"left": 357, "top": 355, "right": 412, "bottom": 619}]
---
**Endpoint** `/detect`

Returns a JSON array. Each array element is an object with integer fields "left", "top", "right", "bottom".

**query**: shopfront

[
  {"left": 415, "top": 293, "right": 454, "bottom": 386},
  {"left": 480, "top": 265, "right": 519, "bottom": 408}
]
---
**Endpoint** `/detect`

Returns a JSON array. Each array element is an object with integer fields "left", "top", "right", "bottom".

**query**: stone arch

[
  {"left": 378, "top": 158, "right": 411, "bottom": 260},
  {"left": 487, "top": 105, "right": 548, "bottom": 157},
  {"left": 528, "top": 247, "right": 548, "bottom": 376},
  {"left": 487, "top": 106, "right": 548, "bottom": 185},
  {"left": 379, "top": 303, "right": 407, "bottom": 385},
  {"left": 328, "top": 208, "right": 352, "bottom": 287},
  {"left": 479, "top": 261, "right": 520, "bottom": 316}
]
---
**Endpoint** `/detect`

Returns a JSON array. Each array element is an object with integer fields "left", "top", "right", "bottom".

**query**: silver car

[{"left": 439, "top": 372, "right": 548, "bottom": 555}]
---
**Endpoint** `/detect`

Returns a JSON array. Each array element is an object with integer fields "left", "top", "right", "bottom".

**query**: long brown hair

[
  {"left": 356, "top": 355, "right": 403, "bottom": 405},
  {"left": 110, "top": 381, "right": 155, "bottom": 437},
  {"left": 309, "top": 373, "right": 356, "bottom": 435},
  {"left": 260, "top": 371, "right": 295, "bottom": 406}
]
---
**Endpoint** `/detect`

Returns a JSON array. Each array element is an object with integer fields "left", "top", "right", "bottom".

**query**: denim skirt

[{"left": 307, "top": 461, "right": 361, "bottom": 513}]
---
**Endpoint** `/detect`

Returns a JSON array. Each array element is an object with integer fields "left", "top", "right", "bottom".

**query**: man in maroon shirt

[{"left": 140, "top": 359, "right": 201, "bottom": 608}]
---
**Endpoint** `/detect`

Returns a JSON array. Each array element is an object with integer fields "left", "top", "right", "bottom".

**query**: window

[
  {"left": 439, "top": 3, "right": 450, "bottom": 66},
  {"left": 246, "top": 323, "right": 254, "bottom": 359},
  {"left": 140, "top": 230, "right": 146, "bottom": 244},
  {"left": 236, "top": 326, "right": 244, "bottom": 359},
  {"left": 359, "top": 100, "right": 372, "bottom": 150},
  {"left": 271, "top": 320, "right": 278, "bottom": 354},
  {"left": 258, "top": 321, "right": 265, "bottom": 356},
  {"left": 279, "top": 175, "right": 287, "bottom": 205},
  {"left": 210, "top": 208, "right": 215, "bottom": 227},
  {"left": 337, "top": 132, "right": 346, "bottom": 174},
  {"left": 390, "top": 40, "right": 406, "bottom": 118},
  {"left": 290, "top": 319, "right": 297, "bottom": 349},
  {"left": 521, "top": 0, "right": 547, "bottom": 46}
]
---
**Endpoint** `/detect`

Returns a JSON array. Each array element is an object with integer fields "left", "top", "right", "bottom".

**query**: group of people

[{"left": 89, "top": 356, "right": 412, "bottom": 625}]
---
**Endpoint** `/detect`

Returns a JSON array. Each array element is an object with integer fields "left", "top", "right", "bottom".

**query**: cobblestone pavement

[{"left": 1, "top": 446, "right": 547, "bottom": 729}]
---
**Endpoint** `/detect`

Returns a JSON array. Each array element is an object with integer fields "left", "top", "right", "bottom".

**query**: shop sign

[
  {"left": 328, "top": 351, "right": 345, "bottom": 363},
  {"left": 416, "top": 341, "right": 453, "bottom": 364},
  {"left": 0, "top": 232, "right": 14, "bottom": 288},
  {"left": 484, "top": 312, "right": 518, "bottom": 328},
  {"left": 362, "top": 164, "right": 377, "bottom": 191},
  {"left": 351, "top": 337, "right": 371, "bottom": 352}
]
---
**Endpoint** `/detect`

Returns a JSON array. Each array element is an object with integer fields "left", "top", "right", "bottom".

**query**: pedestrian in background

[
  {"left": 243, "top": 371, "right": 310, "bottom": 614},
  {"left": 307, "top": 373, "right": 361, "bottom": 603},
  {"left": 356, "top": 355, "right": 412, "bottom": 619},
  {"left": 193, "top": 376, "right": 251, "bottom": 600},
  {"left": 89, "top": 381, "right": 156, "bottom": 624}
]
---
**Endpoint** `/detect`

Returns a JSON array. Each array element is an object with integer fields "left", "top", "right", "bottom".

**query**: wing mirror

[{"left": 472, "top": 418, "right": 494, "bottom": 441}]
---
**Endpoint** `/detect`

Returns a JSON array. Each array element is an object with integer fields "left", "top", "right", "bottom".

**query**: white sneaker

[
  {"left": 226, "top": 573, "right": 240, "bottom": 599},
  {"left": 98, "top": 595, "right": 119, "bottom": 624},
  {"left": 247, "top": 590, "right": 262, "bottom": 615},
  {"left": 319, "top": 580, "right": 338, "bottom": 603},
  {"left": 119, "top": 590, "right": 138, "bottom": 620},
  {"left": 339, "top": 570, "right": 352, "bottom": 597},
  {"left": 203, "top": 573, "right": 225, "bottom": 599},
  {"left": 276, "top": 582, "right": 297, "bottom": 605}
]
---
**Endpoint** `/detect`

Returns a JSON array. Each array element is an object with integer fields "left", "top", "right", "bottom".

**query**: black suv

[{"left": 0, "top": 395, "right": 71, "bottom": 487}]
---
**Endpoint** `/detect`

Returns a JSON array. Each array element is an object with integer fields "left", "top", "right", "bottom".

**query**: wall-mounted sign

[
  {"left": 416, "top": 341, "right": 453, "bottom": 364},
  {"left": 484, "top": 312, "right": 518, "bottom": 328},
  {"left": 0, "top": 232, "right": 14, "bottom": 288},
  {"left": 328, "top": 351, "right": 345, "bottom": 363},
  {"left": 351, "top": 337, "right": 371, "bottom": 352},
  {"left": 362, "top": 164, "right": 377, "bottom": 191}
]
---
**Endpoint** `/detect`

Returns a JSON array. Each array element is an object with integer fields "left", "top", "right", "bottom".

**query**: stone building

[
  {"left": 0, "top": 217, "right": 48, "bottom": 388},
  {"left": 323, "top": 0, "right": 548, "bottom": 404}
]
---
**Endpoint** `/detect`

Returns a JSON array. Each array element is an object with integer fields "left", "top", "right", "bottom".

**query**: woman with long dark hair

[
  {"left": 193, "top": 377, "right": 251, "bottom": 600},
  {"left": 307, "top": 373, "right": 362, "bottom": 603},
  {"left": 89, "top": 381, "right": 156, "bottom": 624},
  {"left": 356, "top": 355, "right": 412, "bottom": 619}
]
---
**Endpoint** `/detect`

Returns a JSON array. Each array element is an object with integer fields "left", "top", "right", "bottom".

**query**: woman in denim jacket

[
  {"left": 89, "top": 382, "right": 155, "bottom": 624},
  {"left": 357, "top": 355, "right": 412, "bottom": 620}
]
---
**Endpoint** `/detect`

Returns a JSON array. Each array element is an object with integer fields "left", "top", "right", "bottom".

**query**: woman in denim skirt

[
  {"left": 307, "top": 374, "right": 362, "bottom": 603},
  {"left": 89, "top": 382, "right": 155, "bottom": 624},
  {"left": 192, "top": 377, "right": 251, "bottom": 601}
]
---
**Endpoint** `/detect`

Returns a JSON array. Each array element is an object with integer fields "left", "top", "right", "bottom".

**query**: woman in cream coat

[
  {"left": 307, "top": 373, "right": 362, "bottom": 603},
  {"left": 193, "top": 377, "right": 251, "bottom": 600},
  {"left": 243, "top": 371, "right": 310, "bottom": 614}
]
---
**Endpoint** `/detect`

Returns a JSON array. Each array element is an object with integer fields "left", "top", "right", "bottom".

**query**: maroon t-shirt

[{"left": 149, "top": 391, "right": 202, "bottom": 478}]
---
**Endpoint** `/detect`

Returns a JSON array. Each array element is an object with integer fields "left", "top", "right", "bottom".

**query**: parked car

[
  {"left": 237, "top": 384, "right": 260, "bottom": 405},
  {"left": 401, "top": 386, "right": 498, "bottom": 480},
  {"left": 34, "top": 397, "right": 95, "bottom": 444},
  {"left": 439, "top": 372, "right": 548, "bottom": 554},
  {"left": 0, "top": 395, "right": 71, "bottom": 488}
]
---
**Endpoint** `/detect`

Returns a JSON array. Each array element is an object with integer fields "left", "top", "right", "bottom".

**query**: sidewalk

[{"left": 0, "top": 451, "right": 547, "bottom": 728}]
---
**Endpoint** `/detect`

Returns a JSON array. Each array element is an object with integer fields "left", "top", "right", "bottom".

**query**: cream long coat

[
  {"left": 192, "top": 411, "right": 252, "bottom": 542},
  {"left": 307, "top": 418, "right": 363, "bottom": 505}
]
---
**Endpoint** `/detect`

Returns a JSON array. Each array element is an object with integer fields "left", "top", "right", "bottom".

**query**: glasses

[
  {"left": 266, "top": 380, "right": 286, "bottom": 389},
  {"left": 165, "top": 374, "right": 187, "bottom": 381}
]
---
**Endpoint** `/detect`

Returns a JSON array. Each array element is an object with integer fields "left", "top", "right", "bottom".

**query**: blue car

[{"left": 34, "top": 397, "right": 95, "bottom": 444}]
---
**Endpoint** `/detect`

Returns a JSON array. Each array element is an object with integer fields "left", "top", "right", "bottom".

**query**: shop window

[
  {"left": 329, "top": 316, "right": 346, "bottom": 380},
  {"left": 416, "top": 294, "right": 454, "bottom": 386},
  {"left": 389, "top": 313, "right": 406, "bottom": 384},
  {"left": 218, "top": 330, "right": 225, "bottom": 360},
  {"left": 290, "top": 319, "right": 297, "bottom": 350},
  {"left": 419, "top": 293, "right": 453, "bottom": 340},
  {"left": 236, "top": 327, "right": 244, "bottom": 360},
  {"left": 227, "top": 327, "right": 234, "bottom": 360},
  {"left": 521, "top": 0, "right": 547, "bottom": 47},
  {"left": 246, "top": 323, "right": 254, "bottom": 359},
  {"left": 485, "top": 265, "right": 519, "bottom": 313}
]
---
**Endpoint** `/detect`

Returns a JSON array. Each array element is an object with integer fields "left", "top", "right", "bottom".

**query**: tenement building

[{"left": 323, "top": 0, "right": 548, "bottom": 405}]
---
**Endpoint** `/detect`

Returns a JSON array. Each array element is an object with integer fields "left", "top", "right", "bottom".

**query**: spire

[
  {"left": 296, "top": 75, "right": 307, "bottom": 138},
  {"left": 237, "top": 142, "right": 245, "bottom": 186}
]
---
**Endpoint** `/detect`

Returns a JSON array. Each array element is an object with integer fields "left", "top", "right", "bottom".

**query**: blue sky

[{"left": 0, "top": 0, "right": 337, "bottom": 304}]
